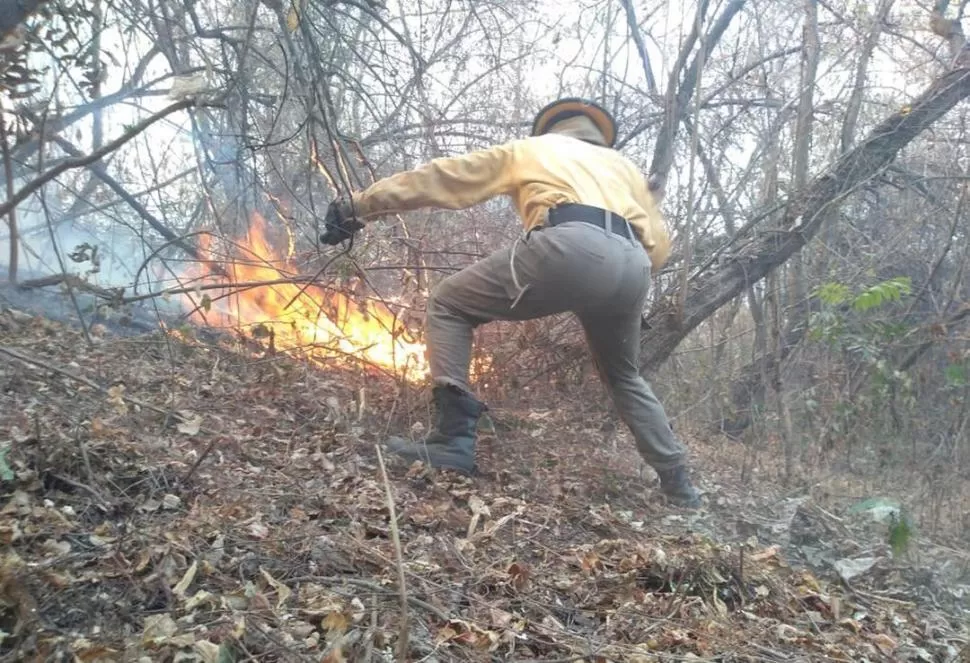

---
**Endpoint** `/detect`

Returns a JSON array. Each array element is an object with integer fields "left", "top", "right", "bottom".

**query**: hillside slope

[{"left": 0, "top": 308, "right": 967, "bottom": 662}]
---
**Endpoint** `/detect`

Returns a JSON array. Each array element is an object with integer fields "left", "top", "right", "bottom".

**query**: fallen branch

[
  {"left": 18, "top": 273, "right": 125, "bottom": 304},
  {"left": 49, "top": 472, "right": 112, "bottom": 510},
  {"left": 125, "top": 276, "right": 316, "bottom": 305}
]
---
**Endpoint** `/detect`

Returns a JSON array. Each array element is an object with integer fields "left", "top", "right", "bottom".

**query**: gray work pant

[{"left": 426, "top": 220, "right": 688, "bottom": 471}]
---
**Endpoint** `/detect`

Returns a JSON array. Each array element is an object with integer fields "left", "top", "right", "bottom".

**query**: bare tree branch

[
  {"left": 648, "top": 0, "right": 747, "bottom": 182},
  {"left": 41, "top": 132, "right": 203, "bottom": 260},
  {"left": 619, "top": 0, "right": 657, "bottom": 95},
  {"left": 0, "top": 99, "right": 214, "bottom": 221}
]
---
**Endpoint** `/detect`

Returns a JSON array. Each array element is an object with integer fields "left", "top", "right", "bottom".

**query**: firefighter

[{"left": 321, "top": 98, "right": 701, "bottom": 508}]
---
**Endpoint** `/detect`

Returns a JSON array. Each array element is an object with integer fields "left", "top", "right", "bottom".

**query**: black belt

[{"left": 547, "top": 203, "right": 635, "bottom": 239}]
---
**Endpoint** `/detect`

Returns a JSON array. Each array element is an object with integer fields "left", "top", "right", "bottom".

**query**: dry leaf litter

[{"left": 0, "top": 307, "right": 968, "bottom": 662}]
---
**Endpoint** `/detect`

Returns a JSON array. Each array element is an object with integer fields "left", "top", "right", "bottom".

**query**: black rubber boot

[
  {"left": 657, "top": 465, "right": 702, "bottom": 508},
  {"left": 385, "top": 385, "right": 486, "bottom": 475}
]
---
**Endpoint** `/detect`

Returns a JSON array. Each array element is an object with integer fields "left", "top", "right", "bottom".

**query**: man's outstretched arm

[{"left": 351, "top": 143, "right": 518, "bottom": 219}]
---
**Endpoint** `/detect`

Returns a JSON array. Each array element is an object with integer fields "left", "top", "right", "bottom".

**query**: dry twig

[{"left": 375, "top": 443, "right": 410, "bottom": 662}]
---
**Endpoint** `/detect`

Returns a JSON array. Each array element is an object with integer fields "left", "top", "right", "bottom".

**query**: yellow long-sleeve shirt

[{"left": 351, "top": 133, "right": 672, "bottom": 270}]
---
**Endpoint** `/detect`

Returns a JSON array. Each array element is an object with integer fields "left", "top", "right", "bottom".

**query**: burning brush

[{"left": 179, "top": 211, "right": 427, "bottom": 381}]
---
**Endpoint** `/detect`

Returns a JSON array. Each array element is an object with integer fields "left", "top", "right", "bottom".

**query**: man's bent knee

[{"left": 429, "top": 273, "right": 468, "bottom": 314}]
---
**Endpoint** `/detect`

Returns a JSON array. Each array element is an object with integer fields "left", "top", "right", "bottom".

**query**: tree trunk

[
  {"left": 720, "top": 313, "right": 808, "bottom": 438},
  {"left": 641, "top": 65, "right": 970, "bottom": 373},
  {"left": 716, "top": 0, "right": 896, "bottom": 437},
  {"left": 1, "top": 114, "right": 17, "bottom": 283}
]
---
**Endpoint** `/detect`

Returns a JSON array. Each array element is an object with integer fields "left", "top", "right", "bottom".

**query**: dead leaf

[
  {"left": 193, "top": 640, "right": 221, "bottom": 663},
  {"left": 289, "top": 620, "right": 316, "bottom": 638},
  {"left": 173, "top": 560, "right": 198, "bottom": 597},
  {"left": 869, "top": 633, "right": 897, "bottom": 655},
  {"left": 71, "top": 639, "right": 120, "bottom": 662},
  {"left": 107, "top": 385, "right": 128, "bottom": 415},
  {"left": 468, "top": 495, "right": 490, "bottom": 517},
  {"left": 185, "top": 590, "right": 214, "bottom": 611},
  {"left": 833, "top": 556, "right": 878, "bottom": 583},
  {"left": 839, "top": 618, "right": 862, "bottom": 633},
  {"left": 167, "top": 632, "right": 196, "bottom": 648},
  {"left": 89, "top": 533, "right": 115, "bottom": 547},
  {"left": 322, "top": 611, "right": 349, "bottom": 636},
  {"left": 320, "top": 646, "right": 345, "bottom": 663},
  {"left": 40, "top": 570, "right": 75, "bottom": 589},
  {"left": 579, "top": 550, "right": 601, "bottom": 574},
  {"left": 436, "top": 623, "right": 460, "bottom": 644},
  {"left": 350, "top": 597, "right": 366, "bottom": 622},
  {"left": 39, "top": 538, "right": 71, "bottom": 557},
  {"left": 248, "top": 521, "right": 269, "bottom": 539},
  {"left": 0, "top": 521, "right": 22, "bottom": 544},
  {"left": 750, "top": 545, "right": 781, "bottom": 562},
  {"left": 260, "top": 566, "right": 292, "bottom": 610},
  {"left": 135, "top": 549, "right": 152, "bottom": 573},
  {"left": 176, "top": 412, "right": 202, "bottom": 436},
  {"left": 490, "top": 608, "right": 513, "bottom": 628},
  {"left": 774, "top": 623, "right": 803, "bottom": 643},
  {"left": 797, "top": 571, "right": 821, "bottom": 593},
  {"left": 541, "top": 614, "right": 564, "bottom": 631},
  {"left": 247, "top": 591, "right": 272, "bottom": 613},
  {"left": 466, "top": 495, "right": 490, "bottom": 538},
  {"left": 2, "top": 490, "right": 31, "bottom": 516},
  {"left": 142, "top": 614, "right": 178, "bottom": 646},
  {"left": 507, "top": 562, "right": 530, "bottom": 591},
  {"left": 477, "top": 507, "right": 523, "bottom": 540}
]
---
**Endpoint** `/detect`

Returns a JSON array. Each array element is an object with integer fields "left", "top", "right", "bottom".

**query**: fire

[{"left": 180, "top": 213, "right": 429, "bottom": 380}]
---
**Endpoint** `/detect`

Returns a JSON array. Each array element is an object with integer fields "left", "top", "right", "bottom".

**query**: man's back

[{"left": 507, "top": 133, "right": 670, "bottom": 268}]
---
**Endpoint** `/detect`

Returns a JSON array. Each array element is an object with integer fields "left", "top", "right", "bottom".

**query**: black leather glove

[{"left": 319, "top": 197, "right": 364, "bottom": 246}]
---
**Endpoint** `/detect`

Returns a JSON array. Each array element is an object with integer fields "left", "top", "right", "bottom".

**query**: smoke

[
  {"left": 0, "top": 209, "right": 149, "bottom": 286},
  {"left": 0, "top": 207, "right": 189, "bottom": 324}
]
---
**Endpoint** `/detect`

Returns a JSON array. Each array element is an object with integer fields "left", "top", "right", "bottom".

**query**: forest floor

[{"left": 1, "top": 305, "right": 969, "bottom": 662}]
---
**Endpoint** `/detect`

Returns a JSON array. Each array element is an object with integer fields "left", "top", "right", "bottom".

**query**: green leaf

[
  {"left": 888, "top": 513, "right": 914, "bottom": 558},
  {"left": 852, "top": 277, "right": 911, "bottom": 312},
  {"left": 218, "top": 642, "right": 236, "bottom": 663},
  {"left": 0, "top": 445, "right": 14, "bottom": 482},
  {"left": 944, "top": 363, "right": 967, "bottom": 387},
  {"left": 814, "top": 281, "right": 851, "bottom": 306}
]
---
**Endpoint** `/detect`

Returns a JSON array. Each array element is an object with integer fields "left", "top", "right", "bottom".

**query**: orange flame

[{"left": 181, "top": 213, "right": 428, "bottom": 381}]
